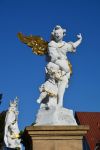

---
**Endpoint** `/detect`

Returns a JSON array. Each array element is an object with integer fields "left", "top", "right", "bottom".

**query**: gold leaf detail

[{"left": 17, "top": 32, "right": 48, "bottom": 55}]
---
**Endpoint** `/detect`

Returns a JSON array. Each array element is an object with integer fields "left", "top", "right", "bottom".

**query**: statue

[
  {"left": 48, "top": 25, "right": 82, "bottom": 107},
  {"left": 18, "top": 25, "right": 82, "bottom": 125},
  {"left": 37, "top": 62, "right": 62, "bottom": 108},
  {"left": 4, "top": 97, "right": 22, "bottom": 149}
]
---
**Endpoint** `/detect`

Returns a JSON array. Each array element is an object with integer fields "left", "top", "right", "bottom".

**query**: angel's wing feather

[{"left": 17, "top": 32, "right": 48, "bottom": 55}]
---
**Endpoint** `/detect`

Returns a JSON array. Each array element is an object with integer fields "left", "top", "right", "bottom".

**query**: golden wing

[
  {"left": 17, "top": 32, "right": 48, "bottom": 55},
  {"left": 68, "top": 60, "right": 72, "bottom": 74}
]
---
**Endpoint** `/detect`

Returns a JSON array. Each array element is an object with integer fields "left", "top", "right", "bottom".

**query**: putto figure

[
  {"left": 4, "top": 97, "right": 21, "bottom": 149},
  {"left": 18, "top": 25, "right": 82, "bottom": 125},
  {"left": 37, "top": 62, "right": 63, "bottom": 108}
]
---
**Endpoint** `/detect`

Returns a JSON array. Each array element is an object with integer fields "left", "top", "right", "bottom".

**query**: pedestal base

[
  {"left": 24, "top": 125, "right": 89, "bottom": 150},
  {"left": 35, "top": 107, "right": 77, "bottom": 125}
]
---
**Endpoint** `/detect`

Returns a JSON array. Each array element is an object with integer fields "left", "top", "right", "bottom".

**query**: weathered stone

[
  {"left": 24, "top": 125, "right": 89, "bottom": 150},
  {"left": 35, "top": 107, "right": 77, "bottom": 125}
]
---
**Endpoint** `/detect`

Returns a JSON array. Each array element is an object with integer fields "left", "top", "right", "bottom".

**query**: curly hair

[{"left": 51, "top": 25, "right": 66, "bottom": 37}]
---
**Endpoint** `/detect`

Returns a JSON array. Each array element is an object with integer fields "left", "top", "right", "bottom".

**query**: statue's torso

[
  {"left": 48, "top": 41, "right": 71, "bottom": 73},
  {"left": 48, "top": 40, "right": 69, "bottom": 60}
]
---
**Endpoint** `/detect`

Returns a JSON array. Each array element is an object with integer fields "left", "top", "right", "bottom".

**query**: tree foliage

[{"left": 0, "top": 110, "right": 7, "bottom": 149}]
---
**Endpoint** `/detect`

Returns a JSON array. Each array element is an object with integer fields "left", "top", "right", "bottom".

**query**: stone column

[{"left": 24, "top": 125, "right": 89, "bottom": 150}]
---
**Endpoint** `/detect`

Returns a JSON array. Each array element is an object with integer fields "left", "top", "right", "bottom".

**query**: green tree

[{"left": 0, "top": 110, "right": 7, "bottom": 149}]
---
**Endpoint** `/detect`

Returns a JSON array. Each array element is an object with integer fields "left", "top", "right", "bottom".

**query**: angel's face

[{"left": 54, "top": 29, "right": 64, "bottom": 42}]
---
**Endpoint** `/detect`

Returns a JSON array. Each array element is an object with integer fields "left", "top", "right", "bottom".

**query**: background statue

[{"left": 4, "top": 97, "right": 21, "bottom": 149}]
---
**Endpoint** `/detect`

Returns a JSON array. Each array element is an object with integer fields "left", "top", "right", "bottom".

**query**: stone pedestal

[{"left": 24, "top": 125, "right": 89, "bottom": 150}]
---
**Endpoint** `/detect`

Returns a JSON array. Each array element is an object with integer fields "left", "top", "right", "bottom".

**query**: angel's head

[{"left": 51, "top": 25, "right": 66, "bottom": 42}]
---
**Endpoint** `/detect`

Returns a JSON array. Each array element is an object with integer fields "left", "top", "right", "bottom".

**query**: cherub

[{"left": 37, "top": 62, "right": 63, "bottom": 108}]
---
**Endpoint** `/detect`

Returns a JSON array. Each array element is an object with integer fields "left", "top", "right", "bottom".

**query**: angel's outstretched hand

[{"left": 77, "top": 33, "right": 82, "bottom": 40}]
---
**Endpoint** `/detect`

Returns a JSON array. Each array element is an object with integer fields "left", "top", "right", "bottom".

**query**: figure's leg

[
  {"left": 57, "top": 76, "right": 68, "bottom": 107},
  {"left": 37, "top": 92, "right": 47, "bottom": 103},
  {"left": 48, "top": 96, "right": 57, "bottom": 107},
  {"left": 55, "top": 59, "right": 70, "bottom": 73}
]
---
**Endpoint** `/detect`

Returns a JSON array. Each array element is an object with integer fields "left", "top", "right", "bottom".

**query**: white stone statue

[
  {"left": 37, "top": 62, "right": 65, "bottom": 108},
  {"left": 18, "top": 25, "right": 82, "bottom": 125},
  {"left": 4, "top": 97, "right": 21, "bottom": 149},
  {"left": 48, "top": 25, "right": 82, "bottom": 107}
]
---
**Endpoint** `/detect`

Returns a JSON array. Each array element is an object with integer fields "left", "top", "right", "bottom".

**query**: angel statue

[
  {"left": 18, "top": 25, "right": 82, "bottom": 107},
  {"left": 18, "top": 25, "right": 82, "bottom": 125},
  {"left": 4, "top": 97, "right": 22, "bottom": 149}
]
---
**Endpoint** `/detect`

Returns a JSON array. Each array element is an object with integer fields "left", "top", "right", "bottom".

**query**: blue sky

[{"left": 0, "top": 0, "right": 100, "bottom": 130}]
